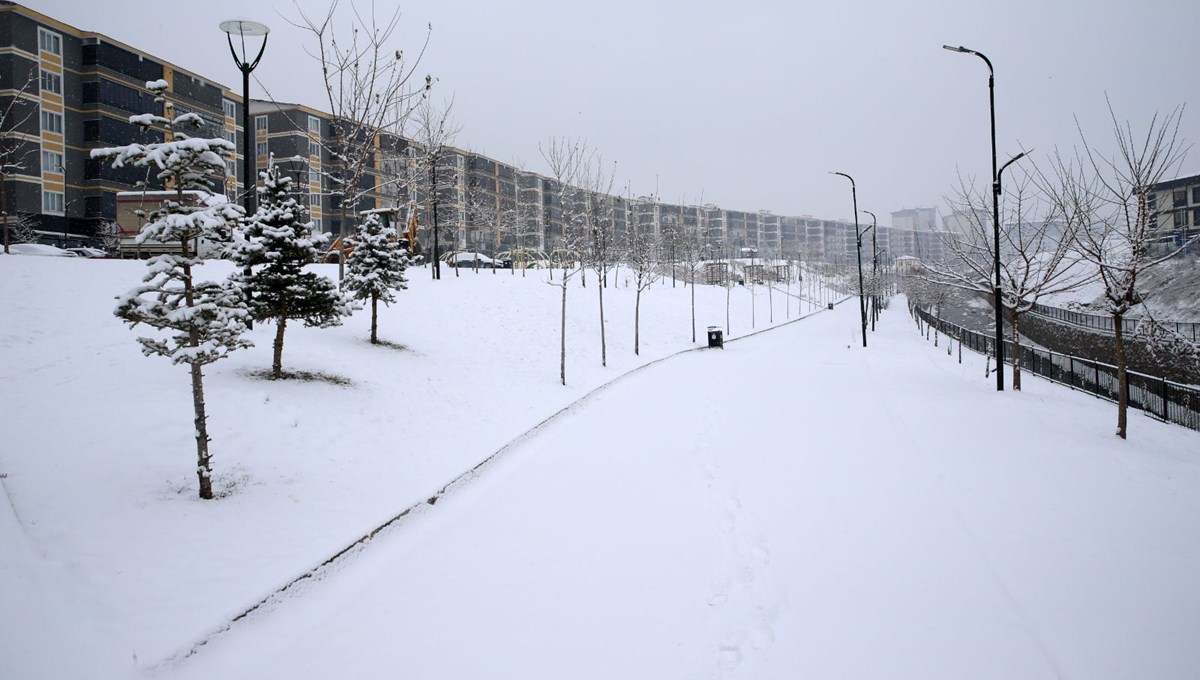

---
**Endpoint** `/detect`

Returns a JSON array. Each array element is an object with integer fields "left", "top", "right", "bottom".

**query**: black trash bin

[{"left": 707, "top": 326, "right": 724, "bottom": 349}]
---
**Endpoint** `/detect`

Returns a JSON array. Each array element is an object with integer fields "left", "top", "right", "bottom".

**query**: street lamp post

[
  {"left": 831, "top": 171, "right": 869, "bottom": 347},
  {"left": 220, "top": 19, "right": 269, "bottom": 215},
  {"left": 220, "top": 19, "right": 268, "bottom": 331},
  {"left": 943, "top": 43, "right": 1007, "bottom": 390}
]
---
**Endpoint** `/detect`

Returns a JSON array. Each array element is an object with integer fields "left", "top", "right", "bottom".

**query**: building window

[
  {"left": 309, "top": 193, "right": 320, "bottom": 206},
  {"left": 38, "top": 28, "right": 62, "bottom": 56},
  {"left": 41, "top": 110, "right": 64, "bottom": 134},
  {"left": 1193, "top": 208, "right": 1200, "bottom": 227},
  {"left": 40, "top": 70, "right": 62, "bottom": 95},
  {"left": 308, "top": 140, "right": 321, "bottom": 158},
  {"left": 222, "top": 129, "right": 236, "bottom": 146},
  {"left": 1173, "top": 189, "right": 1187, "bottom": 208},
  {"left": 307, "top": 115, "right": 321, "bottom": 133},
  {"left": 311, "top": 217, "right": 322, "bottom": 232},
  {"left": 41, "top": 149, "right": 64, "bottom": 173},
  {"left": 223, "top": 99, "right": 236, "bottom": 119},
  {"left": 225, "top": 159, "right": 236, "bottom": 177},
  {"left": 43, "top": 190, "right": 65, "bottom": 215},
  {"left": 1192, "top": 186, "right": 1200, "bottom": 204},
  {"left": 255, "top": 115, "right": 268, "bottom": 133},
  {"left": 1174, "top": 210, "right": 1188, "bottom": 228},
  {"left": 256, "top": 141, "right": 268, "bottom": 157}
]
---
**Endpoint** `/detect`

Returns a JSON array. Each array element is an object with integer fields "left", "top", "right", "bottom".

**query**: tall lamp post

[
  {"left": 220, "top": 20, "right": 268, "bottom": 330},
  {"left": 830, "top": 171, "right": 870, "bottom": 348},
  {"left": 220, "top": 19, "right": 269, "bottom": 215},
  {"left": 862, "top": 209, "right": 878, "bottom": 329},
  {"left": 943, "top": 43, "right": 1008, "bottom": 390}
]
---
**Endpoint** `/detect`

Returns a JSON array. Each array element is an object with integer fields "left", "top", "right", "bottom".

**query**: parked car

[
  {"left": 5, "top": 243, "right": 77, "bottom": 257},
  {"left": 67, "top": 247, "right": 111, "bottom": 259},
  {"left": 446, "top": 252, "right": 497, "bottom": 268}
]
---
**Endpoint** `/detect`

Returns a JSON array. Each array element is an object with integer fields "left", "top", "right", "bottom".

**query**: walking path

[{"left": 165, "top": 302, "right": 1200, "bottom": 680}]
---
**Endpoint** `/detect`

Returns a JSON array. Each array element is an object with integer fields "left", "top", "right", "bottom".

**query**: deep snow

[{"left": 2, "top": 256, "right": 1198, "bottom": 679}]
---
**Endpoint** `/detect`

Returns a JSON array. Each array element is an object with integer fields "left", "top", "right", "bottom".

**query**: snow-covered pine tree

[
  {"left": 91, "top": 79, "right": 251, "bottom": 500},
  {"left": 230, "top": 160, "right": 352, "bottom": 378},
  {"left": 343, "top": 212, "right": 410, "bottom": 344}
]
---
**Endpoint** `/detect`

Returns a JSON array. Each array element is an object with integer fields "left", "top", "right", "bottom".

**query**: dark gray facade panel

[{"left": 0, "top": 52, "right": 37, "bottom": 90}]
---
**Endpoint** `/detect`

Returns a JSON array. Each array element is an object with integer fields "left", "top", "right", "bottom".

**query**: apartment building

[
  {"left": 0, "top": 2, "right": 240, "bottom": 246},
  {"left": 6, "top": 1, "right": 936, "bottom": 265},
  {"left": 1148, "top": 173, "right": 1200, "bottom": 254}
]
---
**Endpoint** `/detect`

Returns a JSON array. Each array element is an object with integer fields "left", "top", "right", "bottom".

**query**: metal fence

[
  {"left": 1029, "top": 302, "right": 1200, "bottom": 342},
  {"left": 914, "top": 305, "right": 1200, "bottom": 432}
]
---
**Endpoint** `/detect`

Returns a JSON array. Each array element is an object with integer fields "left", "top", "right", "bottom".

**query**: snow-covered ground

[{"left": 2, "top": 256, "right": 1198, "bottom": 679}]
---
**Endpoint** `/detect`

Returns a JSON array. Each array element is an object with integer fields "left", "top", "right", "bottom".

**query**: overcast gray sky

[{"left": 35, "top": 0, "right": 1200, "bottom": 226}]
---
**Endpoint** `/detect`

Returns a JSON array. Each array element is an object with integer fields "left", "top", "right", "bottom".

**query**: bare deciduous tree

[
  {"left": 926, "top": 171, "right": 1090, "bottom": 389},
  {"left": 579, "top": 159, "right": 618, "bottom": 366},
  {"left": 288, "top": 0, "right": 432, "bottom": 279},
  {"left": 624, "top": 217, "right": 660, "bottom": 355},
  {"left": 540, "top": 137, "right": 591, "bottom": 385},
  {"left": 676, "top": 224, "right": 706, "bottom": 342},
  {"left": 95, "top": 219, "right": 122, "bottom": 252},
  {"left": 6, "top": 213, "right": 37, "bottom": 245},
  {"left": 408, "top": 96, "right": 460, "bottom": 280},
  {"left": 1043, "top": 100, "right": 1193, "bottom": 438},
  {"left": 1, "top": 67, "right": 39, "bottom": 254}
]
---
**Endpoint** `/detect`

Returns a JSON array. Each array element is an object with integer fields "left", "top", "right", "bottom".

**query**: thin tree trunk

[
  {"left": 726, "top": 284, "right": 731, "bottom": 335},
  {"left": 191, "top": 362, "right": 213, "bottom": 500},
  {"left": 690, "top": 272, "right": 696, "bottom": 343},
  {"left": 338, "top": 152, "right": 348, "bottom": 282},
  {"left": 560, "top": 280, "right": 568, "bottom": 386},
  {"left": 635, "top": 285, "right": 641, "bottom": 355},
  {"left": 272, "top": 314, "right": 287, "bottom": 379},
  {"left": 181, "top": 237, "right": 212, "bottom": 500},
  {"left": 2, "top": 178, "right": 9, "bottom": 254},
  {"left": 1114, "top": 312, "right": 1128, "bottom": 439},
  {"left": 598, "top": 270, "right": 607, "bottom": 367},
  {"left": 370, "top": 293, "right": 379, "bottom": 344},
  {"left": 1012, "top": 312, "right": 1023, "bottom": 391}
]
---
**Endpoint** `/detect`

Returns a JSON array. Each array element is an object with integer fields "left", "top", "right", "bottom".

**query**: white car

[
  {"left": 67, "top": 247, "right": 110, "bottom": 258},
  {"left": 5, "top": 243, "right": 77, "bottom": 257}
]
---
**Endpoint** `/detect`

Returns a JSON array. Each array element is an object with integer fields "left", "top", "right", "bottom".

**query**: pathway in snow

[{"left": 162, "top": 302, "right": 1200, "bottom": 680}]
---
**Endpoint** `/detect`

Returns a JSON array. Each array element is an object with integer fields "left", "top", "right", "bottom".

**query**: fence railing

[
  {"left": 1028, "top": 302, "right": 1200, "bottom": 342},
  {"left": 913, "top": 305, "right": 1200, "bottom": 432}
]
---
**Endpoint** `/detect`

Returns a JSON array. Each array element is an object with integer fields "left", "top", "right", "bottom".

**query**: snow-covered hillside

[
  {"left": 1040, "top": 254, "right": 1200, "bottom": 321},
  {"left": 2, "top": 256, "right": 1198, "bottom": 679}
]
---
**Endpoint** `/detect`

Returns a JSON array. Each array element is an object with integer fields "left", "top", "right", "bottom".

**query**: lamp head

[
  {"left": 220, "top": 19, "right": 270, "bottom": 37},
  {"left": 942, "top": 44, "right": 969, "bottom": 53}
]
